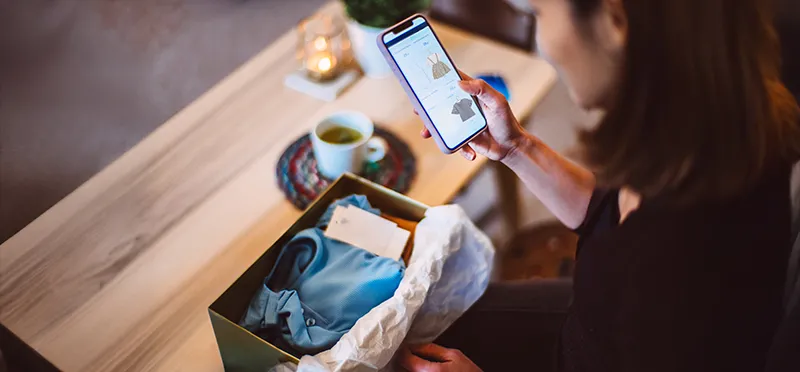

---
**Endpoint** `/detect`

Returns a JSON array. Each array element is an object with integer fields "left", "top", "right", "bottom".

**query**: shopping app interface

[{"left": 388, "top": 24, "right": 485, "bottom": 149}]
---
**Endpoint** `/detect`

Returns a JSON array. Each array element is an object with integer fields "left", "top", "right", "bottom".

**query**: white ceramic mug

[{"left": 311, "top": 111, "right": 387, "bottom": 179}]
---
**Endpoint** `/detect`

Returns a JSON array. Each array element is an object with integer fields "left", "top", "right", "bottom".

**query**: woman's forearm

[{"left": 502, "top": 133, "right": 596, "bottom": 229}]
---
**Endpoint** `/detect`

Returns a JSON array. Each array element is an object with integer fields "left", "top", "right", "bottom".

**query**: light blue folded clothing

[{"left": 240, "top": 195, "right": 405, "bottom": 354}]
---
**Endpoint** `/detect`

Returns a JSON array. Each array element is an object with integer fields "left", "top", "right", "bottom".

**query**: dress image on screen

[{"left": 427, "top": 53, "right": 451, "bottom": 80}]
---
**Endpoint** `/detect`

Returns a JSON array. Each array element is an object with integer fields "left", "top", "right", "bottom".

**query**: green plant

[{"left": 343, "top": 0, "right": 432, "bottom": 29}]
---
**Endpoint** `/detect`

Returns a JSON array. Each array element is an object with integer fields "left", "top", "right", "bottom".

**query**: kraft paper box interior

[{"left": 208, "top": 173, "right": 428, "bottom": 371}]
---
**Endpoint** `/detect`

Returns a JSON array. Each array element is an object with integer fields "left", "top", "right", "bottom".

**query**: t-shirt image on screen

[
  {"left": 452, "top": 98, "right": 476, "bottom": 121},
  {"left": 387, "top": 25, "right": 486, "bottom": 149}
]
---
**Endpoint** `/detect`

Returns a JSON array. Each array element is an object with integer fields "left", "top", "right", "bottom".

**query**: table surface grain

[{"left": 0, "top": 3, "right": 556, "bottom": 371}]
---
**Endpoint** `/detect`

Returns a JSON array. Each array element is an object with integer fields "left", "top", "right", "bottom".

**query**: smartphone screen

[{"left": 383, "top": 17, "right": 488, "bottom": 151}]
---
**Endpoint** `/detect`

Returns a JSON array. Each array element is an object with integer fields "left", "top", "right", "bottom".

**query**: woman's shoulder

[
  {"left": 640, "top": 163, "right": 790, "bottom": 230},
  {"left": 578, "top": 164, "right": 793, "bottom": 264},
  {"left": 626, "top": 164, "right": 793, "bottom": 274}
]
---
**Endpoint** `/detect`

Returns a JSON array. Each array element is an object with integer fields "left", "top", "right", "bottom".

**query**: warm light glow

[
  {"left": 313, "top": 36, "right": 328, "bottom": 51},
  {"left": 317, "top": 56, "right": 332, "bottom": 72}
]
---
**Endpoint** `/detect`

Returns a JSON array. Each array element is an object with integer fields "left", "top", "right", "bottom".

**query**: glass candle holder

[{"left": 297, "top": 13, "right": 346, "bottom": 82}]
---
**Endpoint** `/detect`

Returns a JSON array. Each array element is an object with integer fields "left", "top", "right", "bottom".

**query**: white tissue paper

[{"left": 270, "top": 204, "right": 495, "bottom": 372}]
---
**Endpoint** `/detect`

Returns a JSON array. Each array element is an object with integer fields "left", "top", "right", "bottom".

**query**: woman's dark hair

[{"left": 572, "top": 0, "right": 800, "bottom": 205}]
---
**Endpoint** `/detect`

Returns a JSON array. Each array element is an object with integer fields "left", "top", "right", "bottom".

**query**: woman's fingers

[
  {"left": 458, "top": 132, "right": 493, "bottom": 159},
  {"left": 408, "top": 343, "right": 457, "bottom": 362},
  {"left": 460, "top": 145, "right": 477, "bottom": 161},
  {"left": 457, "top": 69, "right": 474, "bottom": 81},
  {"left": 416, "top": 111, "right": 432, "bottom": 140},
  {"left": 398, "top": 346, "right": 441, "bottom": 372},
  {"left": 458, "top": 79, "right": 503, "bottom": 110},
  {"left": 418, "top": 129, "right": 476, "bottom": 160},
  {"left": 456, "top": 70, "right": 504, "bottom": 112}
]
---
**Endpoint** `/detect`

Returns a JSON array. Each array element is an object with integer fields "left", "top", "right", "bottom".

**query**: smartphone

[{"left": 378, "top": 15, "right": 488, "bottom": 154}]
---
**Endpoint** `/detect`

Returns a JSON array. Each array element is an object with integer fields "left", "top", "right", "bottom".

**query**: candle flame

[
  {"left": 317, "top": 56, "right": 332, "bottom": 72},
  {"left": 313, "top": 37, "right": 328, "bottom": 51}
]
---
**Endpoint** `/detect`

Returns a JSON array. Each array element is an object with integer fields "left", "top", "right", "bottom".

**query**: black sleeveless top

[{"left": 560, "top": 167, "right": 791, "bottom": 372}]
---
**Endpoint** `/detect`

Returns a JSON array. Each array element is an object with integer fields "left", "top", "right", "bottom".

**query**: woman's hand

[
  {"left": 420, "top": 72, "right": 526, "bottom": 162},
  {"left": 398, "top": 344, "right": 482, "bottom": 372}
]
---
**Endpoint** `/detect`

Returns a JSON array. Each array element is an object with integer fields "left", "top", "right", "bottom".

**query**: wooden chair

[
  {"left": 766, "top": 5, "right": 800, "bottom": 371},
  {"left": 499, "top": 221, "right": 577, "bottom": 281},
  {"left": 429, "top": 0, "right": 536, "bottom": 52}
]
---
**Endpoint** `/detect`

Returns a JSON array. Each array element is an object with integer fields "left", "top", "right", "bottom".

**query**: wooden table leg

[{"left": 493, "top": 161, "right": 521, "bottom": 235}]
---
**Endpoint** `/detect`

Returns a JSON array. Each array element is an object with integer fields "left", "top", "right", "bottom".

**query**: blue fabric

[
  {"left": 240, "top": 195, "right": 405, "bottom": 354},
  {"left": 476, "top": 74, "right": 511, "bottom": 101}
]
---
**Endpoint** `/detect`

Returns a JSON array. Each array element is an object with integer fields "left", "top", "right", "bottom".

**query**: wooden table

[{"left": 0, "top": 3, "right": 556, "bottom": 371}]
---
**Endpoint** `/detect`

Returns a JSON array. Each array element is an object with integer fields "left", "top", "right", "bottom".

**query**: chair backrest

[
  {"left": 429, "top": 0, "right": 536, "bottom": 52},
  {"left": 763, "top": 4, "right": 800, "bottom": 370},
  {"left": 764, "top": 163, "right": 800, "bottom": 372},
  {"left": 778, "top": 0, "right": 800, "bottom": 311},
  {"left": 787, "top": 164, "right": 800, "bottom": 311}
]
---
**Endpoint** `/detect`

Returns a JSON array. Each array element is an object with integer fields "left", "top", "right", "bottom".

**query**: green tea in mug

[{"left": 319, "top": 126, "right": 364, "bottom": 144}]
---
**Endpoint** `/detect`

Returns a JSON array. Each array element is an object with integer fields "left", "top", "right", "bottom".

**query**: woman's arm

[
  {"left": 421, "top": 74, "right": 597, "bottom": 229},
  {"left": 502, "top": 132, "right": 596, "bottom": 229},
  {"left": 450, "top": 74, "right": 596, "bottom": 229}
]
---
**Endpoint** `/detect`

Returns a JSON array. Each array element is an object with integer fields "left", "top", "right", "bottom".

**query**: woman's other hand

[
  {"left": 419, "top": 72, "right": 526, "bottom": 162},
  {"left": 398, "top": 344, "right": 482, "bottom": 372}
]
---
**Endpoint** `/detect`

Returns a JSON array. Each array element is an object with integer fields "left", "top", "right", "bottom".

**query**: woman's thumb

[{"left": 458, "top": 79, "right": 500, "bottom": 109}]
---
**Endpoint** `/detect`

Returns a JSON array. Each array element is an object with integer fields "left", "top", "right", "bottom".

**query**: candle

[
  {"left": 313, "top": 36, "right": 328, "bottom": 51},
  {"left": 317, "top": 56, "right": 332, "bottom": 71},
  {"left": 307, "top": 52, "right": 338, "bottom": 81},
  {"left": 296, "top": 14, "right": 345, "bottom": 82}
]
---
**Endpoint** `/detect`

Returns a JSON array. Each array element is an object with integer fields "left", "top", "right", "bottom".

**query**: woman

[{"left": 399, "top": 0, "right": 800, "bottom": 371}]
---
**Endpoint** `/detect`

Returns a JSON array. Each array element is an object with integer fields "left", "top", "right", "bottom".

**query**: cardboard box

[{"left": 209, "top": 173, "right": 428, "bottom": 371}]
